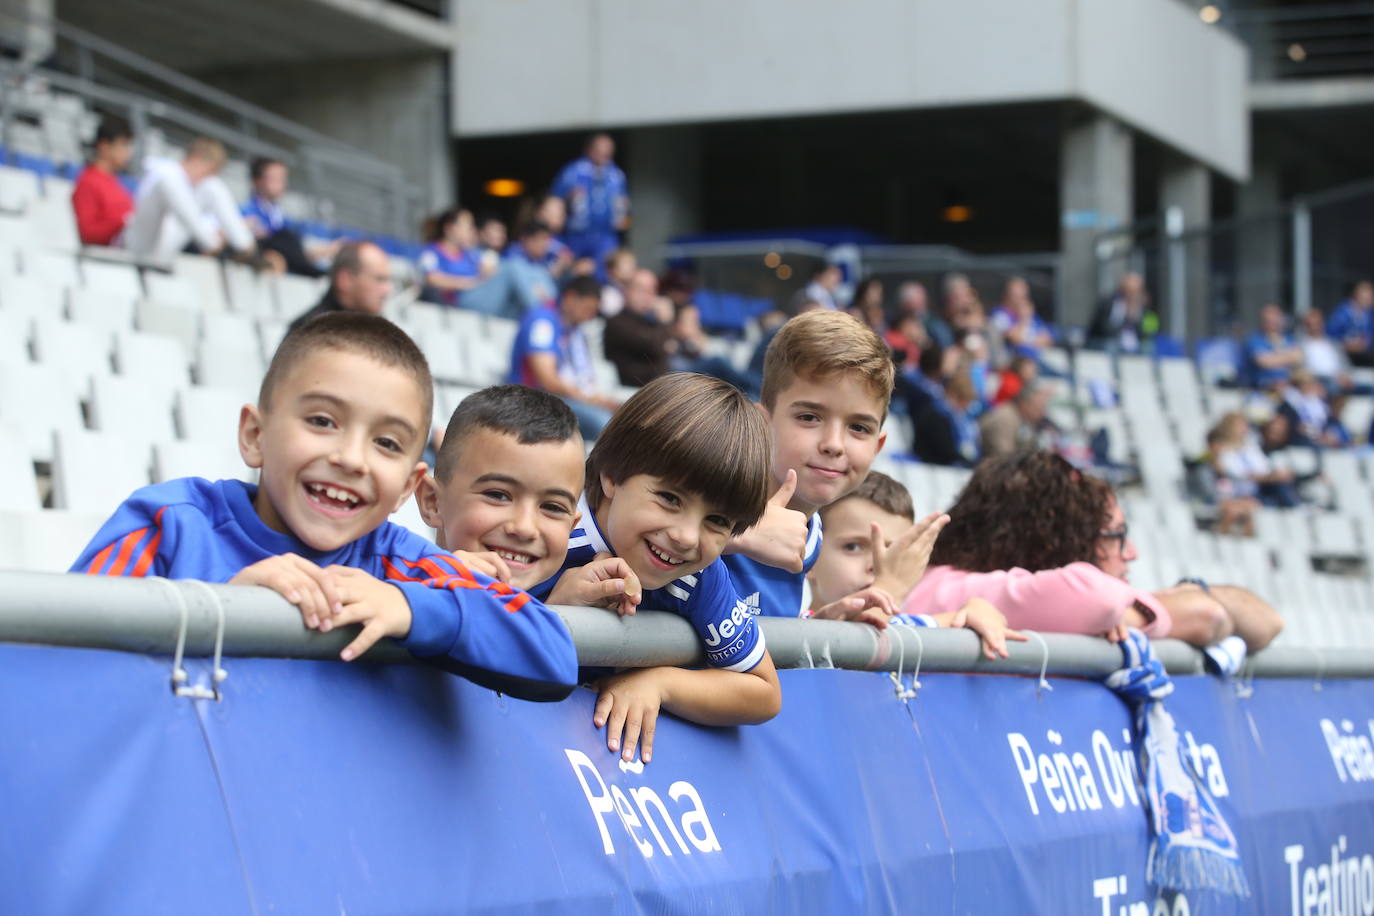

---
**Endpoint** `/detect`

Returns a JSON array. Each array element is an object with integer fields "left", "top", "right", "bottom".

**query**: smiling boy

[{"left": 72, "top": 313, "right": 578, "bottom": 701}]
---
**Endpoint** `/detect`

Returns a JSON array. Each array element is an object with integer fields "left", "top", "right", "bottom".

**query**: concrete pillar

[
  {"left": 1159, "top": 153, "right": 1212, "bottom": 341},
  {"left": 1059, "top": 113, "right": 1133, "bottom": 330},
  {"left": 626, "top": 125, "right": 701, "bottom": 272},
  {"left": 1235, "top": 154, "right": 1283, "bottom": 326}
]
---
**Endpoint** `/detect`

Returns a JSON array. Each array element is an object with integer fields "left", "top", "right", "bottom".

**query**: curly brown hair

[{"left": 929, "top": 450, "right": 1114, "bottom": 572}]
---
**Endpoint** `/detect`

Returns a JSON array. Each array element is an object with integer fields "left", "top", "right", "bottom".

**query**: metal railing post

[
  {"left": 1165, "top": 204, "right": 1186, "bottom": 338},
  {"left": 1292, "top": 201, "right": 1312, "bottom": 316}
]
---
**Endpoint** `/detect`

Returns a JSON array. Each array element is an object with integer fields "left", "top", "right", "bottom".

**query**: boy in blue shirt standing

[{"left": 72, "top": 313, "right": 578, "bottom": 702}]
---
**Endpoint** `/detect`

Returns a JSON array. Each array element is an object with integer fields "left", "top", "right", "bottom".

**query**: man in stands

[
  {"left": 243, "top": 157, "right": 334, "bottom": 277},
  {"left": 603, "top": 268, "right": 675, "bottom": 387},
  {"left": 551, "top": 133, "right": 628, "bottom": 275},
  {"left": 71, "top": 115, "right": 134, "bottom": 247},
  {"left": 797, "top": 263, "right": 842, "bottom": 311},
  {"left": 1327, "top": 279, "right": 1374, "bottom": 368},
  {"left": 1089, "top": 270, "right": 1156, "bottom": 353},
  {"left": 289, "top": 241, "right": 392, "bottom": 332},
  {"left": 122, "top": 136, "right": 257, "bottom": 264},
  {"left": 896, "top": 280, "right": 952, "bottom": 349},
  {"left": 979, "top": 381, "right": 1053, "bottom": 460}
]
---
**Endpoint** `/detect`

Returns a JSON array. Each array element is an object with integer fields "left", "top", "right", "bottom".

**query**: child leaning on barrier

[
  {"left": 414, "top": 384, "right": 642, "bottom": 607},
  {"left": 70, "top": 312, "right": 578, "bottom": 702},
  {"left": 529, "top": 372, "right": 782, "bottom": 765},
  {"left": 807, "top": 470, "right": 1027, "bottom": 659},
  {"left": 722, "top": 309, "right": 948, "bottom": 621}
]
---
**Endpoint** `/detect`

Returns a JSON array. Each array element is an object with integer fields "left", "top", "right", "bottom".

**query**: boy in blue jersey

[
  {"left": 724, "top": 310, "right": 947, "bottom": 621},
  {"left": 415, "top": 384, "right": 641, "bottom": 609},
  {"left": 532, "top": 373, "right": 781, "bottom": 764},
  {"left": 807, "top": 471, "right": 1026, "bottom": 658},
  {"left": 71, "top": 313, "right": 579, "bottom": 702}
]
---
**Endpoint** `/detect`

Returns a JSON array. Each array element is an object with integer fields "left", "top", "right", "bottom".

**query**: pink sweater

[{"left": 901, "top": 563, "right": 1172, "bottom": 638}]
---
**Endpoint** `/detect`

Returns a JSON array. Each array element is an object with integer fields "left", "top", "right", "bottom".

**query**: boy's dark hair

[
  {"left": 434, "top": 385, "right": 580, "bottom": 482},
  {"left": 586, "top": 373, "right": 770, "bottom": 535},
  {"left": 94, "top": 116, "right": 132, "bottom": 146},
  {"left": 428, "top": 206, "right": 470, "bottom": 244},
  {"left": 519, "top": 219, "right": 553, "bottom": 240},
  {"left": 250, "top": 157, "right": 285, "bottom": 181},
  {"left": 259, "top": 312, "right": 434, "bottom": 444},
  {"left": 476, "top": 212, "right": 504, "bottom": 229},
  {"left": 824, "top": 470, "right": 914, "bottom": 523},
  {"left": 560, "top": 274, "right": 601, "bottom": 301}
]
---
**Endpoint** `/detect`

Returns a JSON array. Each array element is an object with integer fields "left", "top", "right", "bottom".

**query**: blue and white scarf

[{"left": 1105, "top": 630, "right": 1250, "bottom": 897}]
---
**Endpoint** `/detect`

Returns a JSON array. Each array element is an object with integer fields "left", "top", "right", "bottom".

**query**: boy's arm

[
  {"left": 72, "top": 496, "right": 172, "bottom": 577},
  {"left": 379, "top": 552, "right": 579, "bottom": 702}
]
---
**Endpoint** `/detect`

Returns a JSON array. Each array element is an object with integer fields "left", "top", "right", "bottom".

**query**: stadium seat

[
  {"left": 29, "top": 193, "right": 80, "bottom": 254},
  {"left": 0, "top": 165, "right": 40, "bottom": 211},
  {"left": 0, "top": 309, "right": 33, "bottom": 364},
  {"left": 113, "top": 329, "right": 192, "bottom": 390},
  {"left": 201, "top": 311, "right": 263, "bottom": 355},
  {"left": 0, "top": 361, "right": 87, "bottom": 461},
  {"left": 153, "top": 439, "right": 255, "bottom": 485},
  {"left": 68, "top": 285, "right": 138, "bottom": 335},
  {"left": 31, "top": 317, "right": 113, "bottom": 381},
  {"left": 135, "top": 298, "right": 201, "bottom": 355},
  {"left": 142, "top": 272, "right": 199, "bottom": 310},
  {"left": 172, "top": 254, "right": 229, "bottom": 311},
  {"left": 224, "top": 263, "right": 276, "bottom": 316},
  {"left": 79, "top": 260, "right": 143, "bottom": 301},
  {"left": 176, "top": 385, "right": 252, "bottom": 446},
  {"left": 0, "top": 509, "right": 109, "bottom": 572},
  {"left": 88, "top": 375, "right": 177, "bottom": 443},
  {"left": 258, "top": 318, "right": 288, "bottom": 359},
  {"left": 0, "top": 273, "right": 66, "bottom": 318},
  {"left": 23, "top": 249, "right": 80, "bottom": 288},
  {"left": 273, "top": 273, "right": 324, "bottom": 316},
  {"left": 0, "top": 421, "right": 40, "bottom": 510},
  {"left": 195, "top": 342, "right": 265, "bottom": 393},
  {"left": 51, "top": 428, "right": 151, "bottom": 514}
]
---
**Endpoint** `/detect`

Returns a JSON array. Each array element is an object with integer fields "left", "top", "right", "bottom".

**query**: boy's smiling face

[
  {"left": 417, "top": 427, "right": 585, "bottom": 589},
  {"left": 807, "top": 497, "right": 909, "bottom": 608},
  {"left": 595, "top": 474, "right": 735, "bottom": 591},
  {"left": 763, "top": 373, "right": 888, "bottom": 517},
  {"left": 239, "top": 348, "right": 429, "bottom": 552}
]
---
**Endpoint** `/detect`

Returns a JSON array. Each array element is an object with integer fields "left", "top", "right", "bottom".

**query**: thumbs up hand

[{"left": 724, "top": 469, "right": 810, "bottom": 573}]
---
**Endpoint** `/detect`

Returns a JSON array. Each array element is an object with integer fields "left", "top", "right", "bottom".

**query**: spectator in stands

[
  {"left": 903, "top": 450, "right": 1285, "bottom": 654},
  {"left": 1298, "top": 307, "right": 1351, "bottom": 392},
  {"left": 529, "top": 193, "right": 574, "bottom": 278},
  {"left": 531, "top": 373, "right": 782, "bottom": 763},
  {"left": 242, "top": 158, "right": 334, "bottom": 277},
  {"left": 895, "top": 342, "right": 953, "bottom": 422},
  {"left": 598, "top": 248, "right": 637, "bottom": 317},
  {"left": 552, "top": 132, "right": 628, "bottom": 274},
  {"left": 475, "top": 213, "right": 507, "bottom": 271},
  {"left": 992, "top": 354, "right": 1039, "bottom": 406},
  {"left": 1089, "top": 271, "right": 1156, "bottom": 353},
  {"left": 418, "top": 207, "right": 492, "bottom": 308},
  {"left": 71, "top": 115, "right": 134, "bottom": 247},
  {"left": 1210, "top": 412, "right": 1300, "bottom": 508},
  {"left": 507, "top": 274, "right": 618, "bottom": 438},
  {"left": 912, "top": 371, "right": 980, "bottom": 467},
  {"left": 603, "top": 268, "right": 675, "bottom": 387},
  {"left": 1245, "top": 303, "right": 1303, "bottom": 389},
  {"left": 979, "top": 381, "right": 1052, "bottom": 461},
  {"left": 897, "top": 280, "right": 953, "bottom": 350},
  {"left": 884, "top": 311, "right": 928, "bottom": 372},
  {"left": 848, "top": 278, "right": 886, "bottom": 334},
  {"left": 123, "top": 137, "right": 257, "bottom": 264},
  {"left": 798, "top": 263, "right": 842, "bottom": 311},
  {"left": 1327, "top": 280, "right": 1374, "bottom": 368},
  {"left": 990, "top": 276, "right": 1053, "bottom": 358},
  {"left": 288, "top": 241, "right": 392, "bottom": 332},
  {"left": 942, "top": 273, "right": 979, "bottom": 334},
  {"left": 1279, "top": 368, "right": 1341, "bottom": 449},
  {"left": 71, "top": 312, "right": 578, "bottom": 700},
  {"left": 503, "top": 220, "right": 559, "bottom": 313}
]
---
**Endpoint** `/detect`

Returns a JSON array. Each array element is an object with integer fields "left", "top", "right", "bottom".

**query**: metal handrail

[{"left": 1, "top": 571, "right": 1368, "bottom": 680}]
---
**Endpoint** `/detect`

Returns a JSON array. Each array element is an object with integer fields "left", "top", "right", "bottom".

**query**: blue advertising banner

[{"left": 1, "top": 643, "right": 1372, "bottom": 914}]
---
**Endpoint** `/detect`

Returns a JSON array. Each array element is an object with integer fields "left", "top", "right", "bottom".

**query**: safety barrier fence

[{"left": 2, "top": 571, "right": 1372, "bottom": 913}]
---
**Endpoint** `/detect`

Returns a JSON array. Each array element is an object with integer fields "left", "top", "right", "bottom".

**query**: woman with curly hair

[{"left": 899, "top": 450, "right": 1285, "bottom": 651}]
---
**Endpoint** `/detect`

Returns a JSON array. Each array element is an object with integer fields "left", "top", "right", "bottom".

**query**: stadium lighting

[
  {"left": 763, "top": 251, "right": 781, "bottom": 268},
  {"left": 483, "top": 178, "right": 526, "bottom": 197},
  {"left": 775, "top": 264, "right": 793, "bottom": 280},
  {"left": 1288, "top": 43, "right": 1307, "bottom": 62},
  {"left": 941, "top": 205, "right": 974, "bottom": 223},
  {"left": 1198, "top": 5, "right": 1220, "bottom": 24}
]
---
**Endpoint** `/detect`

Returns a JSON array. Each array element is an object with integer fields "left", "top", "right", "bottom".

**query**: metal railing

[
  {"left": 0, "top": 7, "right": 423, "bottom": 238},
  {"left": 2, "top": 571, "right": 1369, "bottom": 680}
]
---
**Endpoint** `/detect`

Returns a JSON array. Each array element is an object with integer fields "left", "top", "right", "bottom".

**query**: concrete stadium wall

[{"left": 454, "top": 0, "right": 1248, "bottom": 179}]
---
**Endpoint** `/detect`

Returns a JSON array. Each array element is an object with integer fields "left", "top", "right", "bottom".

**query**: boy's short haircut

[
  {"left": 519, "top": 219, "right": 553, "bottom": 240},
  {"left": 186, "top": 136, "right": 227, "bottom": 168},
  {"left": 259, "top": 312, "right": 434, "bottom": 437},
  {"left": 560, "top": 274, "right": 601, "bottom": 301},
  {"left": 434, "top": 385, "right": 580, "bottom": 482},
  {"left": 822, "top": 470, "right": 914, "bottom": 523},
  {"left": 94, "top": 116, "right": 132, "bottom": 145},
  {"left": 760, "top": 310, "right": 896, "bottom": 414},
  {"left": 585, "top": 373, "right": 770, "bottom": 535},
  {"left": 250, "top": 157, "right": 285, "bottom": 181}
]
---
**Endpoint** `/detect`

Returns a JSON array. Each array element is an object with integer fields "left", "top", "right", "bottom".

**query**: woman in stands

[
  {"left": 418, "top": 207, "right": 493, "bottom": 307},
  {"left": 899, "top": 450, "right": 1284, "bottom": 655}
]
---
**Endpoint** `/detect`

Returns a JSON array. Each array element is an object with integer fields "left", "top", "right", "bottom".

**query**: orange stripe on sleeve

[
  {"left": 84, "top": 542, "right": 117, "bottom": 575},
  {"left": 106, "top": 528, "right": 150, "bottom": 577},
  {"left": 127, "top": 508, "right": 167, "bottom": 578}
]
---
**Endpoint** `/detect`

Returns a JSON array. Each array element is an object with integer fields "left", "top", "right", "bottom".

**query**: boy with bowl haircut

[
  {"left": 808, "top": 471, "right": 1027, "bottom": 659},
  {"left": 725, "top": 310, "right": 947, "bottom": 620},
  {"left": 532, "top": 373, "right": 782, "bottom": 764},
  {"left": 415, "top": 384, "right": 641, "bottom": 612},
  {"left": 72, "top": 313, "right": 578, "bottom": 702}
]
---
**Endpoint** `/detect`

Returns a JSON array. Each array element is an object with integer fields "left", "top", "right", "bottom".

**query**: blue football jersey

[{"left": 722, "top": 513, "right": 823, "bottom": 619}]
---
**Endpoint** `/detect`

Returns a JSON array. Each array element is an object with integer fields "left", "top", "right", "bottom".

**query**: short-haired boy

[
  {"left": 415, "top": 384, "right": 641, "bottom": 610},
  {"left": 532, "top": 372, "right": 782, "bottom": 764},
  {"left": 808, "top": 471, "right": 1026, "bottom": 658},
  {"left": 724, "top": 310, "right": 946, "bottom": 620},
  {"left": 72, "top": 313, "right": 578, "bottom": 701}
]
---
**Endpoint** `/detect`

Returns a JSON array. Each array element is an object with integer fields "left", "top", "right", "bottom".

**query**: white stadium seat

[
  {"left": 88, "top": 374, "right": 177, "bottom": 443},
  {"left": 79, "top": 260, "right": 144, "bottom": 301},
  {"left": 135, "top": 298, "right": 202, "bottom": 354},
  {"left": 0, "top": 509, "right": 109, "bottom": 573},
  {"left": 114, "top": 329, "right": 192, "bottom": 390},
  {"left": 0, "top": 421, "right": 40, "bottom": 510},
  {"left": 68, "top": 285, "right": 138, "bottom": 335},
  {"left": 51, "top": 428, "right": 151, "bottom": 514},
  {"left": 153, "top": 439, "right": 256, "bottom": 486},
  {"left": 31, "top": 317, "right": 113, "bottom": 381},
  {"left": 176, "top": 385, "right": 253, "bottom": 446}
]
